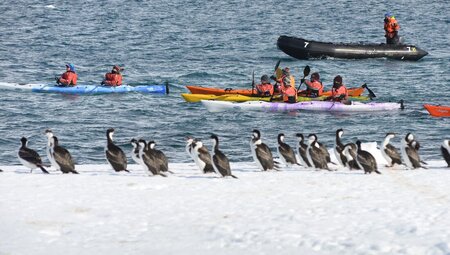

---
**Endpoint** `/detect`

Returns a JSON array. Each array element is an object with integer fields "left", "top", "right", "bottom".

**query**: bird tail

[
  {"left": 230, "top": 174, "right": 238, "bottom": 179},
  {"left": 39, "top": 166, "right": 50, "bottom": 174},
  {"left": 420, "top": 160, "right": 428, "bottom": 165},
  {"left": 374, "top": 169, "right": 382, "bottom": 174},
  {"left": 159, "top": 172, "right": 168, "bottom": 177},
  {"left": 167, "top": 170, "right": 175, "bottom": 174},
  {"left": 71, "top": 169, "right": 79, "bottom": 174}
]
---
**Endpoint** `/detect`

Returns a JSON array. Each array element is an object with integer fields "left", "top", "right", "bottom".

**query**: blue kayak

[{"left": 0, "top": 82, "right": 169, "bottom": 94}]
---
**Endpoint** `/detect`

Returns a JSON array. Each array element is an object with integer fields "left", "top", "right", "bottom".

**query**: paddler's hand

[
  {"left": 270, "top": 75, "right": 276, "bottom": 81},
  {"left": 300, "top": 78, "right": 305, "bottom": 83}
]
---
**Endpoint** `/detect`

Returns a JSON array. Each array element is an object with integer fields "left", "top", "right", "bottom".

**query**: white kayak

[
  {"left": 0, "top": 82, "right": 168, "bottom": 94},
  {"left": 201, "top": 100, "right": 404, "bottom": 113}
]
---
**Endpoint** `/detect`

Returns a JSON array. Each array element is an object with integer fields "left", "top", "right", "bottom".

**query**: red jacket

[
  {"left": 58, "top": 71, "right": 77, "bottom": 86},
  {"left": 104, "top": 73, "right": 123, "bottom": 86},
  {"left": 282, "top": 86, "right": 297, "bottom": 103},
  {"left": 256, "top": 83, "right": 274, "bottom": 96},
  {"left": 304, "top": 80, "right": 323, "bottom": 97},
  {"left": 384, "top": 17, "right": 400, "bottom": 38},
  {"left": 331, "top": 84, "right": 348, "bottom": 101}
]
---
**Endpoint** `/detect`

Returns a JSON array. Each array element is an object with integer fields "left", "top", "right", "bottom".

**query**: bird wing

[
  {"left": 385, "top": 144, "right": 402, "bottom": 164},
  {"left": 19, "top": 148, "right": 43, "bottom": 165},
  {"left": 154, "top": 150, "right": 169, "bottom": 172},
  {"left": 279, "top": 144, "right": 297, "bottom": 164},
  {"left": 256, "top": 144, "right": 274, "bottom": 170},
  {"left": 53, "top": 146, "right": 75, "bottom": 172},
  {"left": 406, "top": 146, "right": 421, "bottom": 168},
  {"left": 105, "top": 147, "right": 127, "bottom": 171},
  {"left": 311, "top": 147, "right": 329, "bottom": 169},
  {"left": 213, "top": 151, "right": 231, "bottom": 177},
  {"left": 357, "top": 151, "right": 377, "bottom": 171}
]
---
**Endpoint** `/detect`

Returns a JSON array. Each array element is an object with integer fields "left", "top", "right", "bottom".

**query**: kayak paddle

[
  {"left": 361, "top": 83, "right": 376, "bottom": 100},
  {"left": 296, "top": 65, "right": 311, "bottom": 92}
]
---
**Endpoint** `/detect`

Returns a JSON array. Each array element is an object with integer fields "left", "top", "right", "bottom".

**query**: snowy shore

[{"left": 1, "top": 152, "right": 450, "bottom": 254}]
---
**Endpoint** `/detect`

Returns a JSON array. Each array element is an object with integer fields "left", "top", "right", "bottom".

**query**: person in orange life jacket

[
  {"left": 56, "top": 63, "right": 77, "bottom": 86},
  {"left": 281, "top": 79, "right": 297, "bottom": 103},
  {"left": 102, "top": 65, "right": 124, "bottom": 86},
  {"left": 255, "top": 75, "right": 274, "bottom": 96},
  {"left": 384, "top": 12, "right": 400, "bottom": 45},
  {"left": 326, "top": 75, "right": 349, "bottom": 103},
  {"left": 301, "top": 72, "right": 323, "bottom": 97},
  {"left": 271, "top": 67, "right": 295, "bottom": 93}
]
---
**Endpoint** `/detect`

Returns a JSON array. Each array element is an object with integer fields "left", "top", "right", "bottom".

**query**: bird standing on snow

[
  {"left": 105, "top": 128, "right": 129, "bottom": 172},
  {"left": 355, "top": 140, "right": 381, "bottom": 174},
  {"left": 250, "top": 129, "right": 278, "bottom": 171},
  {"left": 401, "top": 133, "right": 423, "bottom": 169},
  {"left": 44, "top": 129, "right": 57, "bottom": 169},
  {"left": 17, "top": 137, "right": 49, "bottom": 174},
  {"left": 295, "top": 133, "right": 312, "bottom": 167},
  {"left": 138, "top": 139, "right": 167, "bottom": 177},
  {"left": 192, "top": 140, "right": 215, "bottom": 174},
  {"left": 306, "top": 134, "right": 330, "bottom": 170},
  {"left": 277, "top": 133, "right": 299, "bottom": 167},
  {"left": 130, "top": 138, "right": 143, "bottom": 166},
  {"left": 334, "top": 128, "right": 347, "bottom": 167},
  {"left": 342, "top": 143, "right": 360, "bottom": 170},
  {"left": 381, "top": 133, "right": 402, "bottom": 167},
  {"left": 210, "top": 134, "right": 237, "bottom": 178},
  {"left": 441, "top": 140, "right": 450, "bottom": 167},
  {"left": 147, "top": 141, "right": 172, "bottom": 174},
  {"left": 51, "top": 136, "right": 78, "bottom": 174}
]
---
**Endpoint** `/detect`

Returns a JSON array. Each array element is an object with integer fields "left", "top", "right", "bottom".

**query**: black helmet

[
  {"left": 333, "top": 75, "right": 343, "bottom": 86},
  {"left": 311, "top": 72, "right": 320, "bottom": 81},
  {"left": 261, "top": 75, "right": 270, "bottom": 83}
]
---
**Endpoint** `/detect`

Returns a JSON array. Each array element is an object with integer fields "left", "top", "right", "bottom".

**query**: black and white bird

[
  {"left": 105, "top": 128, "right": 129, "bottom": 172},
  {"left": 306, "top": 134, "right": 330, "bottom": 170},
  {"left": 250, "top": 129, "right": 278, "bottom": 171},
  {"left": 277, "top": 133, "right": 300, "bottom": 167},
  {"left": 44, "top": 129, "right": 57, "bottom": 169},
  {"left": 342, "top": 143, "right": 360, "bottom": 170},
  {"left": 147, "top": 141, "right": 172, "bottom": 174},
  {"left": 381, "top": 133, "right": 402, "bottom": 167},
  {"left": 17, "top": 137, "right": 49, "bottom": 174},
  {"left": 138, "top": 139, "right": 167, "bottom": 177},
  {"left": 401, "top": 133, "right": 422, "bottom": 169},
  {"left": 130, "top": 138, "right": 143, "bottom": 166},
  {"left": 210, "top": 134, "right": 237, "bottom": 178},
  {"left": 295, "top": 133, "right": 312, "bottom": 167},
  {"left": 355, "top": 140, "right": 381, "bottom": 174},
  {"left": 51, "top": 136, "right": 78, "bottom": 174},
  {"left": 185, "top": 136, "right": 196, "bottom": 161},
  {"left": 441, "top": 140, "right": 450, "bottom": 167},
  {"left": 334, "top": 129, "right": 347, "bottom": 167},
  {"left": 192, "top": 139, "right": 215, "bottom": 174}
]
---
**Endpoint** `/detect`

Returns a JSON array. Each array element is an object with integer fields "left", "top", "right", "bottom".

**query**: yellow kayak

[{"left": 181, "top": 93, "right": 369, "bottom": 103}]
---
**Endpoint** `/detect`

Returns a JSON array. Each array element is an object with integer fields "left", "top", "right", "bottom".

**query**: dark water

[{"left": 0, "top": 0, "right": 448, "bottom": 165}]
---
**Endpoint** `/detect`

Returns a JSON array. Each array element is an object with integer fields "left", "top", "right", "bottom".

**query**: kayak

[
  {"left": 201, "top": 100, "right": 404, "bottom": 113},
  {"left": 277, "top": 36, "right": 428, "bottom": 61},
  {"left": 0, "top": 82, "right": 169, "bottom": 94},
  {"left": 423, "top": 104, "right": 450, "bottom": 117},
  {"left": 186, "top": 85, "right": 365, "bottom": 97},
  {"left": 181, "top": 93, "right": 370, "bottom": 103}
]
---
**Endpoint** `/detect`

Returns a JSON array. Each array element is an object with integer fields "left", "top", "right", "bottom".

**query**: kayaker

[
  {"left": 255, "top": 75, "right": 274, "bottom": 96},
  {"left": 384, "top": 12, "right": 400, "bottom": 45},
  {"left": 102, "top": 65, "right": 124, "bottom": 86},
  {"left": 301, "top": 72, "right": 323, "bottom": 97},
  {"left": 272, "top": 67, "right": 295, "bottom": 93},
  {"left": 326, "top": 75, "right": 349, "bottom": 103},
  {"left": 281, "top": 80, "right": 297, "bottom": 103},
  {"left": 56, "top": 63, "right": 77, "bottom": 87}
]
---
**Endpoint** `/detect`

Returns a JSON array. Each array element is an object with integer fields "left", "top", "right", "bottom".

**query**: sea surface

[{"left": 0, "top": 0, "right": 448, "bottom": 165}]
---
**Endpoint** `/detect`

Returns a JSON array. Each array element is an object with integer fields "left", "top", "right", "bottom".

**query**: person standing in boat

[
  {"left": 384, "top": 12, "right": 400, "bottom": 45},
  {"left": 56, "top": 63, "right": 77, "bottom": 87},
  {"left": 301, "top": 72, "right": 323, "bottom": 97},
  {"left": 326, "top": 75, "right": 349, "bottom": 103},
  {"left": 255, "top": 75, "right": 274, "bottom": 96},
  {"left": 102, "top": 65, "right": 124, "bottom": 86}
]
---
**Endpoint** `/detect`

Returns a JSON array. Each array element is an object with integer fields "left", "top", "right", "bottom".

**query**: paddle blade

[
  {"left": 362, "top": 84, "right": 376, "bottom": 99},
  {"left": 274, "top": 60, "right": 281, "bottom": 71},
  {"left": 303, "top": 65, "right": 311, "bottom": 77}
]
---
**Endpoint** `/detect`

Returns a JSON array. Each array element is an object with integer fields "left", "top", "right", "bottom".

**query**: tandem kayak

[
  {"left": 181, "top": 93, "right": 370, "bottom": 103},
  {"left": 0, "top": 82, "right": 169, "bottom": 94},
  {"left": 277, "top": 36, "right": 428, "bottom": 61},
  {"left": 201, "top": 100, "right": 404, "bottom": 113},
  {"left": 423, "top": 104, "right": 450, "bottom": 117},
  {"left": 186, "top": 85, "right": 365, "bottom": 97}
]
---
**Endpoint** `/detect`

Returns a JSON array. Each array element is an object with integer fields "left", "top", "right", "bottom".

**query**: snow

[{"left": 1, "top": 145, "right": 450, "bottom": 255}]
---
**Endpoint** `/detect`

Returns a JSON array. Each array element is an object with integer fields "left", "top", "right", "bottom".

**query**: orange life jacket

[
  {"left": 282, "top": 86, "right": 297, "bottom": 103},
  {"left": 59, "top": 71, "right": 77, "bottom": 86},
  {"left": 384, "top": 17, "right": 400, "bottom": 38},
  {"left": 331, "top": 84, "right": 348, "bottom": 101},
  {"left": 256, "top": 83, "right": 274, "bottom": 96},
  {"left": 304, "top": 80, "right": 323, "bottom": 97},
  {"left": 104, "top": 73, "right": 123, "bottom": 86}
]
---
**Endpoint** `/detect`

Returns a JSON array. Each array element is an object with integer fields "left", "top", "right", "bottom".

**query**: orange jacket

[
  {"left": 384, "top": 17, "right": 400, "bottom": 38},
  {"left": 58, "top": 71, "right": 77, "bottom": 86},
  {"left": 256, "top": 83, "right": 274, "bottom": 96},
  {"left": 104, "top": 73, "right": 123, "bottom": 86},
  {"left": 282, "top": 86, "right": 297, "bottom": 103},
  {"left": 331, "top": 84, "right": 348, "bottom": 101},
  {"left": 304, "top": 80, "right": 323, "bottom": 97}
]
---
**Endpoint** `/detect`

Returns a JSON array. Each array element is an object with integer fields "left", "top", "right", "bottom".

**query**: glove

[
  {"left": 270, "top": 75, "right": 276, "bottom": 81},
  {"left": 55, "top": 77, "right": 60, "bottom": 84},
  {"left": 101, "top": 80, "right": 105, "bottom": 85},
  {"left": 338, "top": 94, "right": 346, "bottom": 100}
]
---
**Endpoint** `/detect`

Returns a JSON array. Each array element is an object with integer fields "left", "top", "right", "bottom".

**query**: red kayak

[
  {"left": 186, "top": 85, "right": 365, "bottom": 97},
  {"left": 423, "top": 104, "right": 450, "bottom": 117}
]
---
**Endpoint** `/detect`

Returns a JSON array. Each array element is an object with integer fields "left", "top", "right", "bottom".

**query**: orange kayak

[
  {"left": 186, "top": 85, "right": 365, "bottom": 97},
  {"left": 423, "top": 104, "right": 450, "bottom": 117}
]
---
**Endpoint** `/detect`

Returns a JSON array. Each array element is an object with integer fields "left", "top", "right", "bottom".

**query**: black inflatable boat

[{"left": 277, "top": 35, "right": 428, "bottom": 61}]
